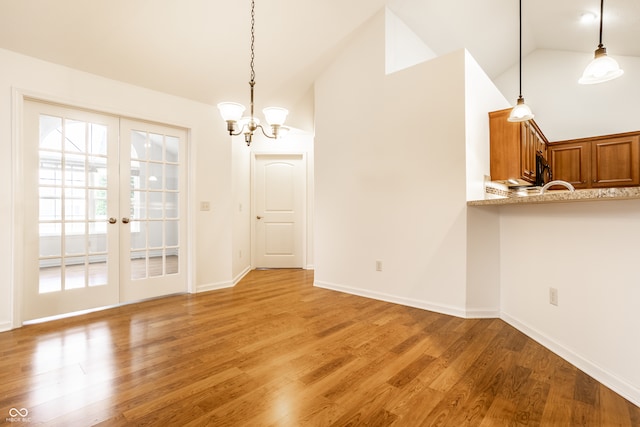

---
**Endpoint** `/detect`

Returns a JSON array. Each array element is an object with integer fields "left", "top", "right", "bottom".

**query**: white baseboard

[
  {"left": 465, "top": 308, "right": 501, "bottom": 319},
  {"left": 195, "top": 267, "right": 253, "bottom": 293},
  {"left": 501, "top": 311, "right": 640, "bottom": 408},
  {"left": 314, "top": 280, "right": 468, "bottom": 319},
  {"left": 0, "top": 321, "right": 12, "bottom": 332},
  {"left": 196, "top": 281, "right": 234, "bottom": 293},
  {"left": 233, "top": 266, "right": 252, "bottom": 285}
]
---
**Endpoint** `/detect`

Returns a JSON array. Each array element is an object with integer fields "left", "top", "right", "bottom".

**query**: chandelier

[{"left": 217, "top": 0, "right": 289, "bottom": 146}]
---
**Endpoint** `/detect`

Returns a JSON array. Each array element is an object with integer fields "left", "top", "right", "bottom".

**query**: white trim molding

[
  {"left": 314, "top": 280, "right": 468, "bottom": 319},
  {"left": 501, "top": 311, "right": 640, "bottom": 408},
  {"left": 196, "top": 281, "right": 235, "bottom": 293}
]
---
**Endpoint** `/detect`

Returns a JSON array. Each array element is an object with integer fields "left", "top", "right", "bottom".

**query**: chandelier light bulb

[
  {"left": 262, "top": 107, "right": 289, "bottom": 126},
  {"left": 217, "top": 102, "right": 245, "bottom": 122}
]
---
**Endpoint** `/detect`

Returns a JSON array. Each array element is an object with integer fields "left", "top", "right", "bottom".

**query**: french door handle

[
  {"left": 257, "top": 216, "right": 263, "bottom": 220},
  {"left": 122, "top": 217, "right": 130, "bottom": 224},
  {"left": 108, "top": 217, "right": 117, "bottom": 224}
]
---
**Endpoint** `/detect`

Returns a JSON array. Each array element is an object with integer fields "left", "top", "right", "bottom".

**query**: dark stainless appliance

[{"left": 535, "top": 151, "right": 552, "bottom": 186}]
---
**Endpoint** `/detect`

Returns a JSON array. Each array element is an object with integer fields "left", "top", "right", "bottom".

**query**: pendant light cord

[
  {"left": 518, "top": 0, "right": 523, "bottom": 99},
  {"left": 598, "top": 0, "right": 604, "bottom": 48}
]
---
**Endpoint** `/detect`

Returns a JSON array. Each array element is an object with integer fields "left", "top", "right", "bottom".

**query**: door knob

[
  {"left": 108, "top": 217, "right": 117, "bottom": 224},
  {"left": 256, "top": 216, "right": 263, "bottom": 220},
  {"left": 122, "top": 217, "right": 130, "bottom": 224}
]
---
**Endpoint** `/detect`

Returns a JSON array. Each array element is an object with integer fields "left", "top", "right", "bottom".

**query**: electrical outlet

[
  {"left": 549, "top": 287, "right": 558, "bottom": 306},
  {"left": 200, "top": 201, "right": 211, "bottom": 211},
  {"left": 376, "top": 260, "right": 383, "bottom": 272}
]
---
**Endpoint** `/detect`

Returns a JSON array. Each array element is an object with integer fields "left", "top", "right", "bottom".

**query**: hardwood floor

[{"left": 1, "top": 269, "right": 638, "bottom": 426}]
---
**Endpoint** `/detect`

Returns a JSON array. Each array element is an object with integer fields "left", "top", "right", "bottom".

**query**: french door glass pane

[
  {"left": 130, "top": 251, "right": 146, "bottom": 280},
  {"left": 65, "top": 120, "right": 86, "bottom": 152},
  {"left": 38, "top": 114, "right": 110, "bottom": 294},
  {"left": 149, "top": 133, "right": 163, "bottom": 161},
  {"left": 39, "top": 115, "right": 62, "bottom": 150},
  {"left": 89, "top": 124, "right": 108, "bottom": 155},
  {"left": 129, "top": 130, "right": 180, "bottom": 280},
  {"left": 64, "top": 257, "right": 86, "bottom": 289},
  {"left": 166, "top": 136, "right": 179, "bottom": 162},
  {"left": 149, "top": 192, "right": 163, "bottom": 219},
  {"left": 148, "top": 221, "right": 163, "bottom": 247},
  {"left": 40, "top": 223, "right": 61, "bottom": 258},
  {"left": 40, "top": 259, "right": 61, "bottom": 293},
  {"left": 88, "top": 255, "right": 107, "bottom": 287}
]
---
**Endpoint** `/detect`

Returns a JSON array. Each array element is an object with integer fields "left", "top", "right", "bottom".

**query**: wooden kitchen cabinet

[
  {"left": 547, "top": 141, "right": 591, "bottom": 189},
  {"left": 548, "top": 133, "right": 640, "bottom": 189},
  {"left": 489, "top": 108, "right": 547, "bottom": 183},
  {"left": 591, "top": 135, "right": 640, "bottom": 187}
]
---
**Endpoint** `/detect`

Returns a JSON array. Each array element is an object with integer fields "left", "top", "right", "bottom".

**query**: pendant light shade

[
  {"left": 579, "top": 46, "right": 624, "bottom": 84},
  {"left": 508, "top": 96, "right": 535, "bottom": 122},
  {"left": 509, "top": 0, "right": 534, "bottom": 123},
  {"left": 579, "top": 0, "right": 623, "bottom": 85}
]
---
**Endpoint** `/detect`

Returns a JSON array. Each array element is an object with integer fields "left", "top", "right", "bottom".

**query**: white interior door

[
  {"left": 22, "top": 101, "right": 188, "bottom": 321},
  {"left": 119, "top": 119, "right": 187, "bottom": 302},
  {"left": 253, "top": 154, "right": 305, "bottom": 268},
  {"left": 23, "top": 101, "right": 120, "bottom": 320}
]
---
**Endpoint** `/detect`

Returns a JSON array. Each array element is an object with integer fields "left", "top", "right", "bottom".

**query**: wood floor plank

[{"left": 0, "top": 269, "right": 637, "bottom": 426}]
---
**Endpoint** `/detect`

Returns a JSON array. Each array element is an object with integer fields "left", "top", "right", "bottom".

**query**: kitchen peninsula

[{"left": 468, "top": 186, "right": 640, "bottom": 206}]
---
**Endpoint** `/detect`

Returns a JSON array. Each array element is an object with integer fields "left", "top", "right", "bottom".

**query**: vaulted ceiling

[{"left": 0, "top": 0, "right": 637, "bottom": 109}]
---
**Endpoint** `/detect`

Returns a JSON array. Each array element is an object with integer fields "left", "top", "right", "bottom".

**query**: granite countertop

[{"left": 468, "top": 186, "right": 640, "bottom": 206}]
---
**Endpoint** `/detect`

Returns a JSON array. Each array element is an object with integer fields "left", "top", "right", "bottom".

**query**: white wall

[
  {"left": 385, "top": 8, "right": 437, "bottom": 75},
  {"left": 494, "top": 49, "right": 640, "bottom": 142},
  {"left": 464, "top": 50, "right": 511, "bottom": 200},
  {"left": 499, "top": 200, "right": 640, "bottom": 406},
  {"left": 0, "top": 47, "right": 233, "bottom": 329},
  {"left": 231, "top": 136, "right": 252, "bottom": 283},
  {"left": 463, "top": 50, "right": 510, "bottom": 315},
  {"left": 315, "top": 10, "right": 472, "bottom": 316}
]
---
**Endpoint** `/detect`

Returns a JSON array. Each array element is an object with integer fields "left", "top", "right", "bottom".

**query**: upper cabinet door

[
  {"left": 591, "top": 136, "right": 640, "bottom": 188},
  {"left": 548, "top": 142, "right": 591, "bottom": 189}
]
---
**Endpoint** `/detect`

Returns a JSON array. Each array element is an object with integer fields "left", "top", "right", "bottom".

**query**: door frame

[
  {"left": 250, "top": 151, "right": 307, "bottom": 269},
  {"left": 10, "top": 88, "right": 195, "bottom": 328}
]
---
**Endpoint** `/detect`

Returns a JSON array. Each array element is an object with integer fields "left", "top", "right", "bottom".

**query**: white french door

[
  {"left": 23, "top": 100, "right": 187, "bottom": 321},
  {"left": 119, "top": 119, "right": 187, "bottom": 302}
]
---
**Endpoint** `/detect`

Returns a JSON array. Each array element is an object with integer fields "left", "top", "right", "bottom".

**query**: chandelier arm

[
  {"left": 229, "top": 127, "right": 246, "bottom": 137},
  {"left": 257, "top": 124, "right": 277, "bottom": 140}
]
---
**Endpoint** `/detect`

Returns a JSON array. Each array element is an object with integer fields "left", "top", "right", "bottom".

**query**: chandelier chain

[{"left": 250, "top": 0, "right": 256, "bottom": 84}]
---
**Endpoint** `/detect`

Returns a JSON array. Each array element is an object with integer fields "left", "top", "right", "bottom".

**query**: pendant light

[
  {"left": 579, "top": 0, "right": 623, "bottom": 84},
  {"left": 508, "top": 0, "right": 534, "bottom": 122},
  {"left": 217, "top": 0, "right": 289, "bottom": 146}
]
